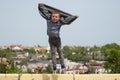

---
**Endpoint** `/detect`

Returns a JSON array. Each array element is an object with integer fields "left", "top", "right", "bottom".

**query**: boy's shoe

[
  {"left": 53, "top": 64, "right": 57, "bottom": 71},
  {"left": 53, "top": 64, "right": 57, "bottom": 74},
  {"left": 61, "top": 63, "right": 66, "bottom": 74},
  {"left": 61, "top": 63, "right": 65, "bottom": 69}
]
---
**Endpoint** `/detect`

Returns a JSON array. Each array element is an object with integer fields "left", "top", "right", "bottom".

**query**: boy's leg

[
  {"left": 49, "top": 37, "right": 57, "bottom": 71},
  {"left": 56, "top": 37, "right": 65, "bottom": 69}
]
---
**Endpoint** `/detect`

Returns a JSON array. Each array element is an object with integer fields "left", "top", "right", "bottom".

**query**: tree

[
  {"left": 0, "top": 58, "right": 22, "bottom": 73},
  {"left": 23, "top": 48, "right": 36, "bottom": 54},
  {"left": 0, "top": 63, "right": 7, "bottom": 73},
  {"left": 62, "top": 46, "right": 72, "bottom": 58},
  {"left": 46, "top": 65, "right": 53, "bottom": 73},
  {"left": 104, "top": 49, "right": 120, "bottom": 73},
  {"left": 6, "top": 59, "right": 22, "bottom": 73},
  {"left": 101, "top": 43, "right": 120, "bottom": 54}
]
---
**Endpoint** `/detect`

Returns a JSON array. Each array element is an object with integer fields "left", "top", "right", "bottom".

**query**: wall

[{"left": 0, "top": 74, "right": 120, "bottom": 80}]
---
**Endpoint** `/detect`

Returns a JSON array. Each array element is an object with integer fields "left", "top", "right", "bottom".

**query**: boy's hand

[
  {"left": 75, "top": 15, "right": 79, "bottom": 18},
  {"left": 38, "top": 3, "right": 44, "bottom": 6},
  {"left": 39, "top": 3, "right": 43, "bottom": 4}
]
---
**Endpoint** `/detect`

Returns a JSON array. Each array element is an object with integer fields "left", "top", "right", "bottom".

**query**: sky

[{"left": 0, "top": 0, "right": 120, "bottom": 46}]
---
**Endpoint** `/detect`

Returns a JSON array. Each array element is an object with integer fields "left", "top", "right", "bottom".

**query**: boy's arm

[
  {"left": 38, "top": 3, "right": 51, "bottom": 20},
  {"left": 60, "top": 15, "right": 78, "bottom": 25}
]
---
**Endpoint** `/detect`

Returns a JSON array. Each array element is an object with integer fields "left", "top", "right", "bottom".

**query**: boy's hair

[
  {"left": 52, "top": 11, "right": 60, "bottom": 14},
  {"left": 51, "top": 11, "right": 60, "bottom": 17}
]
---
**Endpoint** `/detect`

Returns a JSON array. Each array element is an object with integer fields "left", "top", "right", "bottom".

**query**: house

[{"left": 9, "top": 45, "right": 23, "bottom": 51}]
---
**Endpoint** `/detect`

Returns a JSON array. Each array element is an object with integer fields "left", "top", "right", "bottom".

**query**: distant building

[{"left": 9, "top": 45, "right": 23, "bottom": 51}]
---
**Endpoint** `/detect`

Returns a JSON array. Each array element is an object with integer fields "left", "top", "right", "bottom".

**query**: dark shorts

[{"left": 49, "top": 36, "right": 61, "bottom": 47}]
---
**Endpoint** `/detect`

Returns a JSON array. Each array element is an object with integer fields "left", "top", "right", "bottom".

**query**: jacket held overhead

[{"left": 38, "top": 3, "right": 78, "bottom": 25}]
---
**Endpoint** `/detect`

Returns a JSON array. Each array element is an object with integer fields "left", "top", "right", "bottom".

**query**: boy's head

[{"left": 51, "top": 11, "right": 60, "bottom": 23}]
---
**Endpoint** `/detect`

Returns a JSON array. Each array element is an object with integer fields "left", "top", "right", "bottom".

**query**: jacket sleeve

[
  {"left": 60, "top": 15, "right": 78, "bottom": 25},
  {"left": 38, "top": 3, "right": 51, "bottom": 20}
]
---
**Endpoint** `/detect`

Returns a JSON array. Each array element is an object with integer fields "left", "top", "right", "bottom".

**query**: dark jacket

[{"left": 38, "top": 3, "right": 78, "bottom": 25}]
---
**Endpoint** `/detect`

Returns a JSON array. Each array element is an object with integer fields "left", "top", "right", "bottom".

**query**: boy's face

[{"left": 51, "top": 13, "right": 60, "bottom": 23}]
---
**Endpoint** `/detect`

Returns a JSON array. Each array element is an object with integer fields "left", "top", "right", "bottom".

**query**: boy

[{"left": 38, "top": 3, "right": 78, "bottom": 73}]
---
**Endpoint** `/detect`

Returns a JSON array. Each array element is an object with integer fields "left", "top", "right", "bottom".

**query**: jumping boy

[{"left": 38, "top": 3, "right": 78, "bottom": 73}]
